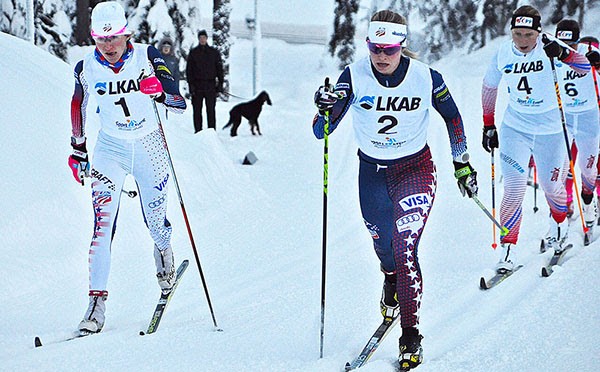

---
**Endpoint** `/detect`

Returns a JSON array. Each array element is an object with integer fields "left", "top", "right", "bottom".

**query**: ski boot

[
  {"left": 398, "top": 327, "right": 423, "bottom": 371},
  {"left": 495, "top": 243, "right": 515, "bottom": 274},
  {"left": 78, "top": 290, "right": 108, "bottom": 334},
  {"left": 583, "top": 198, "right": 597, "bottom": 245},
  {"left": 540, "top": 217, "right": 568, "bottom": 254},
  {"left": 380, "top": 270, "right": 399, "bottom": 321},
  {"left": 155, "top": 244, "right": 175, "bottom": 294}
]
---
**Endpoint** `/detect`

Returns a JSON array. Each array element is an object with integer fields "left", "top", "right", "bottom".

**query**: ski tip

[
  {"left": 34, "top": 336, "right": 42, "bottom": 348},
  {"left": 541, "top": 267, "right": 550, "bottom": 277},
  {"left": 139, "top": 331, "right": 146, "bottom": 336},
  {"left": 479, "top": 277, "right": 488, "bottom": 290}
]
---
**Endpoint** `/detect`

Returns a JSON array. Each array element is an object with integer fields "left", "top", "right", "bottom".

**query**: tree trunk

[
  {"left": 75, "top": 0, "right": 91, "bottom": 45},
  {"left": 26, "top": 0, "right": 34, "bottom": 42}
]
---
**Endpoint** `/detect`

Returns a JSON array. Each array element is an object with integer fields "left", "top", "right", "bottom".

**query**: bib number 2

[{"left": 377, "top": 115, "right": 398, "bottom": 135}]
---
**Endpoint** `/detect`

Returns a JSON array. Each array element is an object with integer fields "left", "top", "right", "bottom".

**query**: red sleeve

[
  {"left": 71, "top": 61, "right": 86, "bottom": 139},
  {"left": 481, "top": 83, "right": 498, "bottom": 128}
]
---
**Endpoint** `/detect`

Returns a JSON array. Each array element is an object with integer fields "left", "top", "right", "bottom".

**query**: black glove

[
  {"left": 586, "top": 50, "right": 600, "bottom": 69},
  {"left": 314, "top": 83, "right": 338, "bottom": 115},
  {"left": 482, "top": 125, "right": 499, "bottom": 153},
  {"left": 543, "top": 38, "right": 568, "bottom": 60},
  {"left": 454, "top": 161, "right": 478, "bottom": 198}
]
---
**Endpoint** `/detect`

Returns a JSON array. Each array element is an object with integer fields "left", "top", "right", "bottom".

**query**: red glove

[{"left": 68, "top": 141, "right": 90, "bottom": 185}]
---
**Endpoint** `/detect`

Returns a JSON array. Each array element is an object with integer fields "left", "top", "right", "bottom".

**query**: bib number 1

[{"left": 114, "top": 97, "right": 131, "bottom": 117}]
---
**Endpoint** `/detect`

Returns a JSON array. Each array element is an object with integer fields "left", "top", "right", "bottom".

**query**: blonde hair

[{"left": 370, "top": 10, "right": 418, "bottom": 59}]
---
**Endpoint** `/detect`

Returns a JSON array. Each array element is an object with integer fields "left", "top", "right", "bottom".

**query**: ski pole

[
  {"left": 545, "top": 34, "right": 588, "bottom": 235},
  {"left": 472, "top": 195, "right": 509, "bottom": 237},
  {"left": 533, "top": 163, "right": 539, "bottom": 213},
  {"left": 490, "top": 149, "right": 498, "bottom": 249},
  {"left": 319, "top": 77, "right": 331, "bottom": 359},
  {"left": 81, "top": 173, "right": 136, "bottom": 198},
  {"left": 588, "top": 42, "right": 599, "bottom": 108},
  {"left": 150, "top": 100, "right": 221, "bottom": 331}
]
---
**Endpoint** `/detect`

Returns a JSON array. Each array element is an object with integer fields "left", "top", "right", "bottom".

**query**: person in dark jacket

[
  {"left": 158, "top": 37, "right": 180, "bottom": 88},
  {"left": 186, "top": 29, "right": 224, "bottom": 132}
]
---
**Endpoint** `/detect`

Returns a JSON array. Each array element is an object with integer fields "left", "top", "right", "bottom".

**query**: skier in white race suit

[
  {"left": 553, "top": 19, "right": 600, "bottom": 235},
  {"left": 68, "top": 1, "right": 186, "bottom": 334},
  {"left": 480, "top": 5, "right": 590, "bottom": 273}
]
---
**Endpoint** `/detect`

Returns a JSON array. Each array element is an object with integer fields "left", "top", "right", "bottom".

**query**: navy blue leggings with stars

[{"left": 358, "top": 145, "right": 437, "bottom": 329}]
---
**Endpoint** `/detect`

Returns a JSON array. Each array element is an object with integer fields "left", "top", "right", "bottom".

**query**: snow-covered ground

[{"left": 1, "top": 18, "right": 600, "bottom": 372}]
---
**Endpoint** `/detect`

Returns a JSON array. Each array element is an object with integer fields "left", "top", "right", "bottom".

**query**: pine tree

[
  {"left": 213, "top": 0, "right": 231, "bottom": 100},
  {"left": 1, "top": 0, "right": 28, "bottom": 38},
  {"left": 549, "top": 0, "right": 587, "bottom": 26},
  {"left": 329, "top": 0, "right": 359, "bottom": 70},
  {"left": 127, "top": 0, "right": 153, "bottom": 44},
  {"left": 35, "top": 0, "right": 72, "bottom": 61},
  {"left": 475, "top": 0, "right": 518, "bottom": 49}
]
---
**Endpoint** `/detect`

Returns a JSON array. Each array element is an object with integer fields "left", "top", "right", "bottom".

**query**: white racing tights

[
  {"left": 499, "top": 125, "right": 568, "bottom": 244},
  {"left": 88, "top": 129, "right": 172, "bottom": 291},
  {"left": 566, "top": 109, "right": 600, "bottom": 195}
]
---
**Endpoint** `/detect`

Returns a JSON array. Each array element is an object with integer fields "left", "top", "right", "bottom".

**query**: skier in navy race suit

[{"left": 312, "top": 10, "right": 477, "bottom": 369}]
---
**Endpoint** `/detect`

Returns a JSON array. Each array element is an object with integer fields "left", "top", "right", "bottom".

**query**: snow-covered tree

[
  {"left": 213, "top": 0, "right": 231, "bottom": 100},
  {"left": 368, "top": 0, "right": 413, "bottom": 17},
  {"left": 477, "top": 0, "right": 519, "bottom": 45},
  {"left": 549, "top": 0, "right": 584, "bottom": 24},
  {"left": 35, "top": 0, "right": 72, "bottom": 61},
  {"left": 2, "top": 0, "right": 28, "bottom": 39},
  {"left": 329, "top": 0, "right": 359, "bottom": 70},
  {"left": 125, "top": 0, "right": 201, "bottom": 90}
]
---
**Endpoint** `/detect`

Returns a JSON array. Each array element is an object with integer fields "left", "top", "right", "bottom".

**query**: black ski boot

[
  {"left": 380, "top": 271, "right": 399, "bottom": 321},
  {"left": 398, "top": 327, "right": 423, "bottom": 371}
]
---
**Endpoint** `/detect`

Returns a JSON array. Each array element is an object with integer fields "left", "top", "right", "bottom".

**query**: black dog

[{"left": 223, "top": 91, "right": 272, "bottom": 137}]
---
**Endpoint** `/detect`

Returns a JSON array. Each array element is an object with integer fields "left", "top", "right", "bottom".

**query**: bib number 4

[{"left": 516, "top": 76, "right": 532, "bottom": 95}]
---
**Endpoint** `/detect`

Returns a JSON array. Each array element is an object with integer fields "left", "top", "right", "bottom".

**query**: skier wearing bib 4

[
  {"left": 312, "top": 10, "right": 477, "bottom": 370},
  {"left": 69, "top": 1, "right": 186, "bottom": 334},
  {"left": 554, "top": 19, "right": 600, "bottom": 241},
  {"left": 481, "top": 6, "right": 590, "bottom": 271}
]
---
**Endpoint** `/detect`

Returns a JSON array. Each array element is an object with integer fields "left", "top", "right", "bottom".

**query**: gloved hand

[
  {"left": 314, "top": 83, "right": 338, "bottom": 115},
  {"left": 140, "top": 76, "right": 165, "bottom": 102},
  {"left": 542, "top": 37, "right": 568, "bottom": 60},
  {"left": 482, "top": 125, "right": 499, "bottom": 153},
  {"left": 68, "top": 140, "right": 90, "bottom": 185},
  {"left": 454, "top": 161, "right": 478, "bottom": 198},
  {"left": 586, "top": 50, "right": 600, "bottom": 69}
]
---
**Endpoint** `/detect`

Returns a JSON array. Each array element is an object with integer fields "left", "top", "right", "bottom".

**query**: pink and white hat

[{"left": 91, "top": 1, "right": 131, "bottom": 38}]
